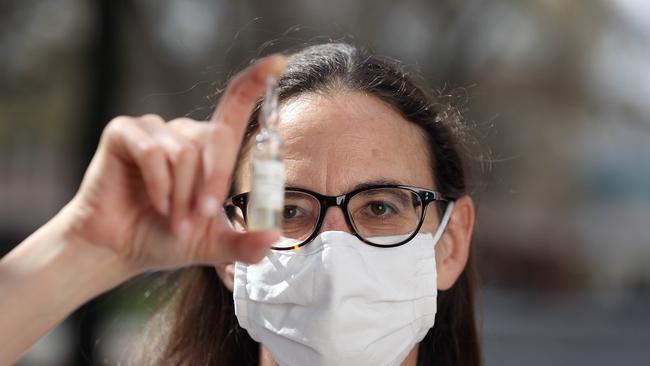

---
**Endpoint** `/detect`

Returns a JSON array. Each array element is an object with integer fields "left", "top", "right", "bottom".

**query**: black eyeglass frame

[{"left": 224, "top": 184, "right": 450, "bottom": 250}]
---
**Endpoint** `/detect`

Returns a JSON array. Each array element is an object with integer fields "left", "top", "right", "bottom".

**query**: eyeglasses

[{"left": 224, "top": 184, "right": 450, "bottom": 250}]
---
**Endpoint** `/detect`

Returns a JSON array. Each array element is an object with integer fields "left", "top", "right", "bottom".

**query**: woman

[{"left": 0, "top": 43, "right": 480, "bottom": 365}]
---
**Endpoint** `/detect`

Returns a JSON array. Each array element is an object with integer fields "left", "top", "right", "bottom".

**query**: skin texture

[{"left": 216, "top": 91, "right": 476, "bottom": 365}]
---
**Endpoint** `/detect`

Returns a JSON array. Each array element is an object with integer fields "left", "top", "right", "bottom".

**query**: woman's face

[{"left": 217, "top": 90, "right": 471, "bottom": 290}]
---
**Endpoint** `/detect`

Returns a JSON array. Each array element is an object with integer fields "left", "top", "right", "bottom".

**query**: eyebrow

[{"left": 349, "top": 178, "right": 404, "bottom": 191}]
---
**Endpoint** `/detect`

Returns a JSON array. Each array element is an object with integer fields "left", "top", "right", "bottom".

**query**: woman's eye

[
  {"left": 367, "top": 202, "right": 397, "bottom": 216},
  {"left": 283, "top": 206, "right": 301, "bottom": 219}
]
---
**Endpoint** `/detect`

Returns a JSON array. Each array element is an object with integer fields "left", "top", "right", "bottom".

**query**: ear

[
  {"left": 215, "top": 262, "right": 236, "bottom": 292},
  {"left": 435, "top": 195, "right": 475, "bottom": 290}
]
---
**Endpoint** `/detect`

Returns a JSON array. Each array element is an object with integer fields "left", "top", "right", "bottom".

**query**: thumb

[{"left": 197, "top": 228, "right": 280, "bottom": 264}]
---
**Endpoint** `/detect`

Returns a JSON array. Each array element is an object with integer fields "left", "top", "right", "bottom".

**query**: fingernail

[
  {"left": 267, "top": 54, "right": 287, "bottom": 75},
  {"left": 200, "top": 196, "right": 219, "bottom": 217},
  {"left": 266, "top": 230, "right": 281, "bottom": 242},
  {"left": 178, "top": 219, "right": 193, "bottom": 239},
  {"left": 159, "top": 198, "right": 170, "bottom": 215}
]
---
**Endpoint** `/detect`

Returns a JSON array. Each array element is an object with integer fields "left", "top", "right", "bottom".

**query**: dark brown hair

[{"left": 156, "top": 42, "right": 481, "bottom": 366}]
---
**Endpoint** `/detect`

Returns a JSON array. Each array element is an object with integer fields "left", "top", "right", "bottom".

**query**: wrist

[
  {"left": 51, "top": 204, "right": 140, "bottom": 300},
  {"left": 3, "top": 214, "right": 137, "bottom": 310}
]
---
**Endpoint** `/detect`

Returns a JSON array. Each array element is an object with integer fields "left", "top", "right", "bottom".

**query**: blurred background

[{"left": 1, "top": 0, "right": 649, "bottom": 365}]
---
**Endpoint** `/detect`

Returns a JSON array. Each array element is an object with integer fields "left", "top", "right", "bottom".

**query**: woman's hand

[
  {"left": 66, "top": 55, "right": 285, "bottom": 274},
  {"left": 0, "top": 54, "right": 285, "bottom": 364}
]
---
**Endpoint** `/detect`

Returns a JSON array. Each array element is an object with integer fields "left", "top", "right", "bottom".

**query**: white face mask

[{"left": 233, "top": 202, "right": 454, "bottom": 366}]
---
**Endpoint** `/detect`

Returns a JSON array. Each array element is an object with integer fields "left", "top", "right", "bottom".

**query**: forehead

[{"left": 273, "top": 90, "right": 435, "bottom": 195}]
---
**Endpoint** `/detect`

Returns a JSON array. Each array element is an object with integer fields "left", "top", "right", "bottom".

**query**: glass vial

[{"left": 247, "top": 77, "right": 284, "bottom": 231}]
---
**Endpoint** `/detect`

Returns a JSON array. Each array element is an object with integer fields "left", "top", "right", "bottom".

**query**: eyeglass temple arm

[{"left": 431, "top": 201, "right": 454, "bottom": 245}]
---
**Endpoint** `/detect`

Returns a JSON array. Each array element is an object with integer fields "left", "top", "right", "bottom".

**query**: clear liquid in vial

[{"left": 248, "top": 141, "right": 284, "bottom": 231}]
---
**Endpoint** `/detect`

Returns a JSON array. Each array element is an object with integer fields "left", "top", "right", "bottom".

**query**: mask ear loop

[{"left": 431, "top": 201, "right": 455, "bottom": 246}]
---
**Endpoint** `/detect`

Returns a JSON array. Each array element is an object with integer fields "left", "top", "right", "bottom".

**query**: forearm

[{"left": 0, "top": 211, "right": 135, "bottom": 364}]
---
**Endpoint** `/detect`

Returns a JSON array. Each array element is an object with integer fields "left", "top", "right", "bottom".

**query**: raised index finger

[
  {"left": 212, "top": 54, "right": 286, "bottom": 128},
  {"left": 199, "top": 54, "right": 287, "bottom": 216}
]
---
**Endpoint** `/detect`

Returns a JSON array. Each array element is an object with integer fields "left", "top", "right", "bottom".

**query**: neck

[
  {"left": 258, "top": 343, "right": 419, "bottom": 366},
  {"left": 259, "top": 344, "right": 278, "bottom": 366}
]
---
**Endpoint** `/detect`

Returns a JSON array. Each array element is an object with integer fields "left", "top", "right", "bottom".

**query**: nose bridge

[{"left": 318, "top": 204, "right": 353, "bottom": 234}]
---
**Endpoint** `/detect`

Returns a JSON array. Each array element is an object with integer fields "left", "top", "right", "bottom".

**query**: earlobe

[{"left": 436, "top": 195, "right": 475, "bottom": 290}]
